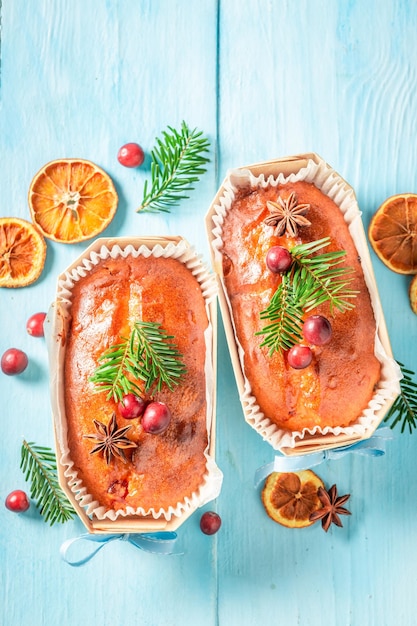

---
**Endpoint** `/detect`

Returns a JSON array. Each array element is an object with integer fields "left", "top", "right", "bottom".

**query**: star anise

[
  {"left": 84, "top": 413, "right": 137, "bottom": 465},
  {"left": 265, "top": 191, "right": 311, "bottom": 237},
  {"left": 309, "top": 484, "right": 351, "bottom": 532}
]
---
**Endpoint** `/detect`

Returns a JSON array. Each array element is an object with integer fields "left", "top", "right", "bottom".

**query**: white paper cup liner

[
  {"left": 46, "top": 237, "right": 223, "bottom": 522},
  {"left": 208, "top": 155, "right": 401, "bottom": 452}
]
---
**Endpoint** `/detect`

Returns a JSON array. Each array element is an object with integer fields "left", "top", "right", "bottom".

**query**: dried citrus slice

[
  {"left": 368, "top": 193, "right": 417, "bottom": 274},
  {"left": 261, "top": 470, "right": 324, "bottom": 528},
  {"left": 28, "top": 159, "right": 118, "bottom": 243},
  {"left": 0, "top": 217, "right": 46, "bottom": 288}
]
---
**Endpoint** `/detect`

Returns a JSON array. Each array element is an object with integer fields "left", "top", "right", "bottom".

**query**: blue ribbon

[
  {"left": 60, "top": 531, "right": 180, "bottom": 566},
  {"left": 254, "top": 427, "right": 393, "bottom": 487}
]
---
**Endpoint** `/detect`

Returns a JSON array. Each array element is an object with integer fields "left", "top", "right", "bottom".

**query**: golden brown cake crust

[
  {"left": 221, "top": 181, "right": 381, "bottom": 432},
  {"left": 64, "top": 255, "right": 209, "bottom": 513}
]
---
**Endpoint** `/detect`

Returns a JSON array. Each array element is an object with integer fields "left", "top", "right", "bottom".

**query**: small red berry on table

[
  {"left": 26, "top": 312, "right": 47, "bottom": 337},
  {"left": 117, "top": 143, "right": 145, "bottom": 168},
  {"left": 5, "top": 490, "right": 30, "bottom": 513},
  {"left": 1, "top": 348, "right": 29, "bottom": 375},
  {"left": 200, "top": 511, "right": 222, "bottom": 535}
]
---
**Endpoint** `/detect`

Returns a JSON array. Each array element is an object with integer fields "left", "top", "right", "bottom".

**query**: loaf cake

[
  {"left": 52, "top": 239, "right": 220, "bottom": 523},
  {"left": 220, "top": 180, "right": 380, "bottom": 433},
  {"left": 207, "top": 155, "right": 400, "bottom": 452}
]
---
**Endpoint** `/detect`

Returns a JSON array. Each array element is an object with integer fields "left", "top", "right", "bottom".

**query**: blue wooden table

[{"left": 1, "top": 1, "right": 417, "bottom": 625}]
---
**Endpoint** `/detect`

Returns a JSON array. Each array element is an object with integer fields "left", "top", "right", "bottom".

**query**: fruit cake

[
  {"left": 63, "top": 252, "right": 211, "bottom": 516},
  {"left": 219, "top": 179, "right": 381, "bottom": 433}
]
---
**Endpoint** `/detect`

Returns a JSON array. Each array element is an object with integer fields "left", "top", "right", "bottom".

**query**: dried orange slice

[
  {"left": 0, "top": 217, "right": 46, "bottom": 288},
  {"left": 261, "top": 470, "right": 324, "bottom": 528},
  {"left": 28, "top": 159, "right": 118, "bottom": 243},
  {"left": 368, "top": 193, "right": 417, "bottom": 274}
]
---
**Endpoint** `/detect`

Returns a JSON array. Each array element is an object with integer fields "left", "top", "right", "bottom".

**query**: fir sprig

[
  {"left": 137, "top": 121, "right": 210, "bottom": 213},
  {"left": 258, "top": 274, "right": 305, "bottom": 355},
  {"left": 384, "top": 362, "right": 417, "bottom": 433},
  {"left": 290, "top": 238, "right": 357, "bottom": 313},
  {"left": 20, "top": 440, "right": 76, "bottom": 526},
  {"left": 257, "top": 237, "right": 357, "bottom": 355},
  {"left": 90, "top": 320, "right": 187, "bottom": 402}
]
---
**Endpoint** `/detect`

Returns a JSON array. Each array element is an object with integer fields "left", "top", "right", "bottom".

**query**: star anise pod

[
  {"left": 265, "top": 191, "right": 311, "bottom": 237},
  {"left": 309, "top": 484, "right": 351, "bottom": 532},
  {"left": 84, "top": 413, "right": 137, "bottom": 465}
]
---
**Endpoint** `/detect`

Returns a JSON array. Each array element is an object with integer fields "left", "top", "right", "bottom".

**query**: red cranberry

[
  {"left": 287, "top": 345, "right": 313, "bottom": 369},
  {"left": 117, "top": 142, "right": 145, "bottom": 168},
  {"left": 302, "top": 315, "right": 332, "bottom": 346},
  {"left": 5, "top": 490, "right": 30, "bottom": 512},
  {"left": 200, "top": 511, "right": 222, "bottom": 535},
  {"left": 266, "top": 246, "right": 292, "bottom": 273},
  {"left": 119, "top": 393, "right": 146, "bottom": 419},
  {"left": 26, "top": 312, "right": 47, "bottom": 337},
  {"left": 141, "top": 401, "right": 171, "bottom": 435},
  {"left": 1, "top": 348, "right": 28, "bottom": 375}
]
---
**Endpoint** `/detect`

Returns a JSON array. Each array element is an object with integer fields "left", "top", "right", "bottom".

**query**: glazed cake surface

[
  {"left": 63, "top": 255, "right": 209, "bottom": 514},
  {"left": 221, "top": 180, "right": 381, "bottom": 432}
]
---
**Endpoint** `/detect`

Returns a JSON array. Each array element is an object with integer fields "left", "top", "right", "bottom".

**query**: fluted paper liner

[
  {"left": 206, "top": 153, "right": 401, "bottom": 455},
  {"left": 46, "top": 236, "right": 222, "bottom": 533}
]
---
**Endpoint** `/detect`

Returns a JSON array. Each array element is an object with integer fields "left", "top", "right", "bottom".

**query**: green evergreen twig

[
  {"left": 384, "top": 362, "right": 417, "bottom": 433},
  {"left": 290, "top": 238, "right": 357, "bottom": 313},
  {"left": 137, "top": 121, "right": 210, "bottom": 213},
  {"left": 90, "top": 320, "right": 187, "bottom": 402},
  {"left": 258, "top": 273, "right": 305, "bottom": 355},
  {"left": 20, "top": 441, "right": 75, "bottom": 525}
]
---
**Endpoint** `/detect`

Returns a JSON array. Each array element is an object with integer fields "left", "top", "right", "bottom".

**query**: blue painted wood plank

[
  {"left": 0, "top": 1, "right": 219, "bottom": 626},
  {"left": 216, "top": 1, "right": 417, "bottom": 625}
]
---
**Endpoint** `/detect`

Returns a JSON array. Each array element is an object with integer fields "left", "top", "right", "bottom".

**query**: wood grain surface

[{"left": 1, "top": 1, "right": 417, "bottom": 625}]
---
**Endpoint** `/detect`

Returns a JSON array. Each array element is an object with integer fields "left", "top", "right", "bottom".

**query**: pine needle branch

[
  {"left": 290, "top": 237, "right": 357, "bottom": 313},
  {"left": 384, "top": 362, "right": 417, "bottom": 433},
  {"left": 20, "top": 440, "right": 76, "bottom": 526},
  {"left": 137, "top": 121, "right": 210, "bottom": 213},
  {"left": 90, "top": 337, "right": 139, "bottom": 402},
  {"left": 90, "top": 320, "right": 187, "bottom": 402},
  {"left": 256, "top": 274, "right": 304, "bottom": 354}
]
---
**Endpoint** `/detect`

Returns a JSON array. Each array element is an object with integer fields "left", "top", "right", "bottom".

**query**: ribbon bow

[
  {"left": 60, "top": 531, "right": 180, "bottom": 567},
  {"left": 254, "top": 427, "right": 393, "bottom": 487}
]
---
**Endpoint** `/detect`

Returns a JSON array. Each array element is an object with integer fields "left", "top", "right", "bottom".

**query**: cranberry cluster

[
  {"left": 287, "top": 315, "right": 332, "bottom": 369},
  {"left": 118, "top": 393, "right": 171, "bottom": 435},
  {"left": 266, "top": 245, "right": 333, "bottom": 369},
  {"left": 3, "top": 312, "right": 49, "bottom": 514},
  {"left": 1, "top": 312, "right": 46, "bottom": 376}
]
